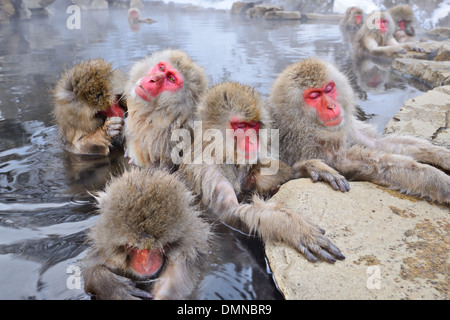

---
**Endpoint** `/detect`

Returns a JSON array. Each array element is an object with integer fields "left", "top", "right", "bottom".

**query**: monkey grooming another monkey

[
  {"left": 355, "top": 11, "right": 424, "bottom": 58},
  {"left": 180, "top": 82, "right": 345, "bottom": 263},
  {"left": 389, "top": 5, "right": 416, "bottom": 43},
  {"left": 124, "top": 49, "right": 208, "bottom": 170},
  {"left": 268, "top": 57, "right": 450, "bottom": 204},
  {"left": 83, "top": 167, "right": 211, "bottom": 300},
  {"left": 53, "top": 59, "right": 127, "bottom": 156}
]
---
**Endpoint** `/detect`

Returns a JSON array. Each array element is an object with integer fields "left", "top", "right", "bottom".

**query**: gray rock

[
  {"left": 384, "top": 86, "right": 450, "bottom": 148},
  {"left": 230, "top": 1, "right": 262, "bottom": 15},
  {"left": 391, "top": 58, "right": 450, "bottom": 87},
  {"left": 265, "top": 179, "right": 449, "bottom": 300}
]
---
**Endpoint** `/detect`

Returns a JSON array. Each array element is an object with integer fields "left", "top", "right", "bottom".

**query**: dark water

[{"left": 0, "top": 3, "right": 426, "bottom": 300}]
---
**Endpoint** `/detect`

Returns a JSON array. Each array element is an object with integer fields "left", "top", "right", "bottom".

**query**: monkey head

[
  {"left": 270, "top": 58, "right": 355, "bottom": 131},
  {"left": 90, "top": 167, "right": 206, "bottom": 281},
  {"left": 68, "top": 59, "right": 121, "bottom": 114},
  {"left": 364, "top": 11, "right": 395, "bottom": 39},
  {"left": 127, "top": 49, "right": 208, "bottom": 114},
  {"left": 347, "top": 7, "right": 364, "bottom": 28},
  {"left": 198, "top": 82, "right": 266, "bottom": 163},
  {"left": 389, "top": 5, "right": 415, "bottom": 36}
]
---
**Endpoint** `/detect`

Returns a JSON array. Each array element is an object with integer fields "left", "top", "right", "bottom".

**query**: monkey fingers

[
  {"left": 297, "top": 223, "right": 345, "bottom": 263},
  {"left": 104, "top": 270, "right": 154, "bottom": 300},
  {"left": 294, "top": 159, "right": 350, "bottom": 192},
  {"left": 311, "top": 170, "right": 350, "bottom": 192},
  {"left": 393, "top": 47, "right": 407, "bottom": 54},
  {"left": 409, "top": 44, "right": 425, "bottom": 52},
  {"left": 104, "top": 116, "right": 124, "bottom": 138}
]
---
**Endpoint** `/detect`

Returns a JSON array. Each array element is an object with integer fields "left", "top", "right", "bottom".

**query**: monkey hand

[
  {"left": 85, "top": 264, "right": 153, "bottom": 300},
  {"left": 294, "top": 159, "right": 350, "bottom": 192},
  {"left": 242, "top": 198, "right": 345, "bottom": 263},
  {"left": 291, "top": 214, "right": 345, "bottom": 263},
  {"left": 104, "top": 116, "right": 124, "bottom": 138},
  {"left": 408, "top": 44, "right": 425, "bottom": 53},
  {"left": 393, "top": 47, "right": 407, "bottom": 54}
]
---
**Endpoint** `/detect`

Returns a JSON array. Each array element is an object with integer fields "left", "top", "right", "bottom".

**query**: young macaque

[
  {"left": 82, "top": 167, "right": 211, "bottom": 300},
  {"left": 180, "top": 82, "right": 345, "bottom": 263},
  {"left": 389, "top": 5, "right": 416, "bottom": 43},
  {"left": 128, "top": 7, "right": 156, "bottom": 25},
  {"left": 268, "top": 57, "right": 450, "bottom": 204},
  {"left": 340, "top": 6, "right": 364, "bottom": 30},
  {"left": 53, "top": 59, "right": 127, "bottom": 156},
  {"left": 124, "top": 49, "right": 208, "bottom": 170},
  {"left": 355, "top": 11, "right": 424, "bottom": 58}
]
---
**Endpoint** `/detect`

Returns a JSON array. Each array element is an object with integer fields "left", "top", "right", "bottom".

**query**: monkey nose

[{"left": 147, "top": 73, "right": 165, "bottom": 83}]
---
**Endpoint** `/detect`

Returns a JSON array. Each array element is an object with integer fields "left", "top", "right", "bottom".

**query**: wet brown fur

[
  {"left": 83, "top": 167, "right": 211, "bottom": 300},
  {"left": 53, "top": 58, "right": 126, "bottom": 156}
]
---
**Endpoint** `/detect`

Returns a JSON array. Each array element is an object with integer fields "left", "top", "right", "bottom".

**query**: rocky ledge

[
  {"left": 265, "top": 179, "right": 449, "bottom": 300},
  {"left": 265, "top": 85, "right": 450, "bottom": 300},
  {"left": 385, "top": 85, "right": 450, "bottom": 148}
]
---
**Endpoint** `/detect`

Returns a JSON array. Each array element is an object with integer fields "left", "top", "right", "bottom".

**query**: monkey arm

[
  {"left": 293, "top": 159, "right": 350, "bottom": 192},
  {"left": 83, "top": 254, "right": 153, "bottom": 300},
  {"left": 220, "top": 195, "right": 345, "bottom": 263},
  {"left": 196, "top": 165, "right": 344, "bottom": 263},
  {"left": 375, "top": 134, "right": 450, "bottom": 171},
  {"left": 335, "top": 146, "right": 450, "bottom": 204},
  {"left": 247, "top": 160, "right": 295, "bottom": 198},
  {"left": 68, "top": 117, "right": 124, "bottom": 156},
  {"left": 365, "top": 37, "right": 407, "bottom": 56},
  {"left": 152, "top": 253, "right": 199, "bottom": 300}
]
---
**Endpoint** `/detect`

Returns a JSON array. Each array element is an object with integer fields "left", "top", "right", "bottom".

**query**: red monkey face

[
  {"left": 303, "top": 81, "right": 343, "bottom": 127},
  {"left": 126, "top": 246, "right": 164, "bottom": 278},
  {"left": 355, "top": 14, "right": 362, "bottom": 24},
  {"left": 230, "top": 117, "right": 260, "bottom": 161},
  {"left": 374, "top": 18, "right": 389, "bottom": 34},
  {"left": 135, "top": 61, "right": 184, "bottom": 101},
  {"left": 398, "top": 20, "right": 407, "bottom": 30}
]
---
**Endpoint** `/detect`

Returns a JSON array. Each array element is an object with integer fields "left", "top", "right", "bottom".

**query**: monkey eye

[
  {"left": 308, "top": 92, "right": 320, "bottom": 99},
  {"left": 231, "top": 122, "right": 245, "bottom": 130},
  {"left": 167, "top": 74, "right": 176, "bottom": 83},
  {"left": 159, "top": 65, "right": 166, "bottom": 72},
  {"left": 248, "top": 122, "right": 259, "bottom": 128},
  {"left": 324, "top": 83, "right": 334, "bottom": 93}
]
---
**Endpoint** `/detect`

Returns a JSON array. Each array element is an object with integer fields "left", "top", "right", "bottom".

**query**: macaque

[
  {"left": 355, "top": 11, "right": 423, "bottom": 58},
  {"left": 128, "top": 8, "right": 156, "bottom": 24},
  {"left": 180, "top": 82, "right": 345, "bottom": 263},
  {"left": 340, "top": 6, "right": 364, "bottom": 30},
  {"left": 268, "top": 57, "right": 450, "bottom": 204},
  {"left": 83, "top": 167, "right": 211, "bottom": 300},
  {"left": 53, "top": 59, "right": 127, "bottom": 156},
  {"left": 389, "top": 5, "right": 416, "bottom": 43},
  {"left": 124, "top": 49, "right": 208, "bottom": 170}
]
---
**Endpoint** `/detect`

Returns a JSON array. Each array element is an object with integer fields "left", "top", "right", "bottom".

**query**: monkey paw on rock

[{"left": 295, "top": 218, "right": 345, "bottom": 263}]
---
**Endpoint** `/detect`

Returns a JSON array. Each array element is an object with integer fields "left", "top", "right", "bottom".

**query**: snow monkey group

[
  {"left": 52, "top": 8, "right": 448, "bottom": 299},
  {"left": 340, "top": 4, "right": 424, "bottom": 57}
]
